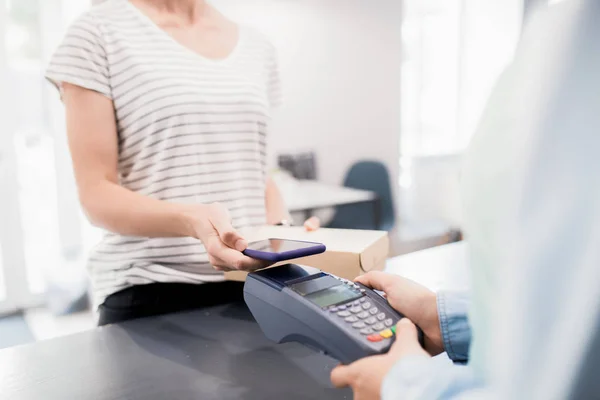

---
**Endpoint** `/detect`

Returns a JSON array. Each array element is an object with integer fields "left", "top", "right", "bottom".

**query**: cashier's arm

[{"left": 62, "top": 83, "right": 266, "bottom": 271}]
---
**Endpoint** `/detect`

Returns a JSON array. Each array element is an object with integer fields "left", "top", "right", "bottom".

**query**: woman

[{"left": 46, "top": 0, "right": 315, "bottom": 325}]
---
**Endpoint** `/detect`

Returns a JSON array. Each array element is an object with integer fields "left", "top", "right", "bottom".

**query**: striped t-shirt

[{"left": 45, "top": 0, "right": 281, "bottom": 307}]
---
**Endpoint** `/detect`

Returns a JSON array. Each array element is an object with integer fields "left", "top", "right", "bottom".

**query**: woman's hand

[
  {"left": 331, "top": 319, "right": 430, "bottom": 400},
  {"left": 185, "top": 202, "right": 270, "bottom": 272},
  {"left": 355, "top": 271, "right": 443, "bottom": 355},
  {"left": 303, "top": 216, "right": 321, "bottom": 231}
]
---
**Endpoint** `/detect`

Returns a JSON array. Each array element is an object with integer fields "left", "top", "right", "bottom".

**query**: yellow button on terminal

[{"left": 380, "top": 329, "right": 393, "bottom": 339}]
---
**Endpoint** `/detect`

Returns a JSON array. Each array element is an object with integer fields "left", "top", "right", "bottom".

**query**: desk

[
  {"left": 0, "top": 243, "right": 468, "bottom": 399},
  {"left": 280, "top": 180, "right": 379, "bottom": 226},
  {"left": 0, "top": 303, "right": 350, "bottom": 400},
  {"left": 386, "top": 241, "right": 469, "bottom": 292}
]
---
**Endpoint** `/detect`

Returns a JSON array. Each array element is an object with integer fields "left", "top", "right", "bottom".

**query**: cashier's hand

[
  {"left": 331, "top": 319, "right": 430, "bottom": 400},
  {"left": 187, "top": 202, "right": 270, "bottom": 272},
  {"left": 355, "top": 272, "right": 444, "bottom": 355}
]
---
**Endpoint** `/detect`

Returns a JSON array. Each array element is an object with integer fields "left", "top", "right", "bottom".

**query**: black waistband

[{"left": 98, "top": 281, "right": 246, "bottom": 326}]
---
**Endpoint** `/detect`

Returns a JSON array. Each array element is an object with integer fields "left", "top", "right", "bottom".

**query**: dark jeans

[{"left": 97, "top": 281, "right": 245, "bottom": 326}]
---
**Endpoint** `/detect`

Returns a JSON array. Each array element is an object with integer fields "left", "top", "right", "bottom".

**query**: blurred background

[{"left": 0, "top": 0, "right": 548, "bottom": 345}]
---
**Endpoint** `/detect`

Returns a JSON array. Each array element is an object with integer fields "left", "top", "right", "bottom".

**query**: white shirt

[
  {"left": 384, "top": 1, "right": 600, "bottom": 398},
  {"left": 45, "top": 0, "right": 282, "bottom": 307}
]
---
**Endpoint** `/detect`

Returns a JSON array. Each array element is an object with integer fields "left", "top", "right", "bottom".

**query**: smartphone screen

[{"left": 246, "top": 239, "right": 319, "bottom": 254}]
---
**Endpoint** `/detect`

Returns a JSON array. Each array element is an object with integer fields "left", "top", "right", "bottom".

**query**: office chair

[{"left": 327, "top": 160, "right": 395, "bottom": 231}]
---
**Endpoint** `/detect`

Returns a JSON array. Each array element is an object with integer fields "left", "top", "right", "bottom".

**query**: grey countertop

[{"left": 0, "top": 302, "right": 351, "bottom": 400}]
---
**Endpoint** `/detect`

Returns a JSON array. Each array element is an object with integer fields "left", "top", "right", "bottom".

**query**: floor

[
  {"left": 0, "top": 308, "right": 94, "bottom": 349},
  {"left": 23, "top": 307, "right": 95, "bottom": 341},
  {"left": 0, "top": 314, "right": 36, "bottom": 349}
]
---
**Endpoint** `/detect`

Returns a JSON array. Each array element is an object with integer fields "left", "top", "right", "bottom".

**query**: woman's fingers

[
  {"left": 213, "top": 247, "right": 260, "bottom": 271},
  {"left": 304, "top": 216, "right": 321, "bottom": 231},
  {"left": 207, "top": 238, "right": 269, "bottom": 271},
  {"left": 200, "top": 204, "right": 270, "bottom": 271},
  {"left": 208, "top": 203, "right": 247, "bottom": 251}
]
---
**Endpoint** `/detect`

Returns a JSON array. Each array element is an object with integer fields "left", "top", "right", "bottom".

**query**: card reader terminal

[{"left": 244, "top": 264, "right": 423, "bottom": 364}]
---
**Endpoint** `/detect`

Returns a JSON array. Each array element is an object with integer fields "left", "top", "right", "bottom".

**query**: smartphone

[{"left": 242, "top": 239, "right": 326, "bottom": 262}]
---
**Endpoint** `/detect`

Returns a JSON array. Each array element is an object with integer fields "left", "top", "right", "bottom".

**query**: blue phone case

[{"left": 242, "top": 239, "right": 326, "bottom": 262}]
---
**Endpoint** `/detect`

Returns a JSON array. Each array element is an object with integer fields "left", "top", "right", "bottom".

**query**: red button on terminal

[{"left": 367, "top": 334, "right": 383, "bottom": 342}]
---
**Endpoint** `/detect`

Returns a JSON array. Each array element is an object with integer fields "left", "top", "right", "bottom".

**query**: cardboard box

[{"left": 225, "top": 226, "right": 389, "bottom": 282}]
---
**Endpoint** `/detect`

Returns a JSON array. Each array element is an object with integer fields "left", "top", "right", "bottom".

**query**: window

[
  {"left": 398, "top": 0, "right": 523, "bottom": 227},
  {"left": 400, "top": 0, "right": 523, "bottom": 158},
  {"left": 400, "top": 1, "right": 462, "bottom": 158},
  {"left": 6, "top": 0, "right": 58, "bottom": 294},
  {"left": 5, "top": 0, "right": 41, "bottom": 61},
  {"left": 0, "top": 244, "right": 5, "bottom": 302},
  {"left": 1, "top": 0, "right": 92, "bottom": 308}
]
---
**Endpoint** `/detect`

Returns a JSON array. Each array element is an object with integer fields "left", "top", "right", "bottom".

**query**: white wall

[{"left": 213, "top": 0, "right": 403, "bottom": 189}]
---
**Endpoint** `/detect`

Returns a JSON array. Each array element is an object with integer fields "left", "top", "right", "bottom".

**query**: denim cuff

[{"left": 437, "top": 290, "right": 471, "bottom": 363}]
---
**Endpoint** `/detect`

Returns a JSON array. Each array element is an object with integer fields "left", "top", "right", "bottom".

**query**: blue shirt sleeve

[
  {"left": 437, "top": 291, "right": 471, "bottom": 363},
  {"left": 380, "top": 292, "right": 476, "bottom": 399}
]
